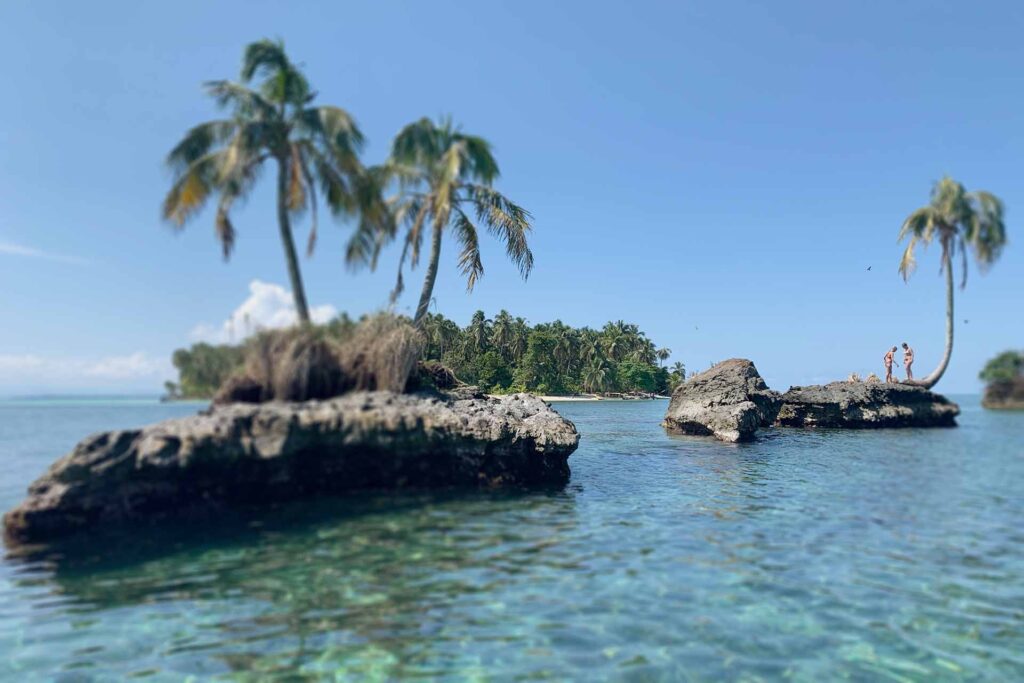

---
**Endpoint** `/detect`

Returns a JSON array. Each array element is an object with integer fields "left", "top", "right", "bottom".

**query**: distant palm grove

[{"left": 166, "top": 311, "right": 684, "bottom": 399}]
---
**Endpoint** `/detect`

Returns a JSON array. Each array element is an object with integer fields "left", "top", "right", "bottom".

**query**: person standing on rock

[
  {"left": 902, "top": 342, "right": 914, "bottom": 381},
  {"left": 884, "top": 346, "right": 898, "bottom": 383}
]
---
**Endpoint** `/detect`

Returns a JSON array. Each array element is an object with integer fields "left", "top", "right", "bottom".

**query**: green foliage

[
  {"left": 370, "top": 117, "right": 533, "bottom": 325},
  {"left": 423, "top": 310, "right": 678, "bottom": 395},
  {"left": 171, "top": 343, "right": 245, "bottom": 398},
  {"left": 899, "top": 176, "right": 1007, "bottom": 286},
  {"left": 163, "top": 39, "right": 388, "bottom": 323},
  {"left": 980, "top": 350, "right": 1024, "bottom": 384}
]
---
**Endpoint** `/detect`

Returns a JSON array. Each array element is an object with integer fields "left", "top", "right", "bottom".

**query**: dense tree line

[
  {"left": 979, "top": 350, "right": 1024, "bottom": 384},
  {"left": 166, "top": 311, "right": 685, "bottom": 398},
  {"left": 420, "top": 310, "right": 683, "bottom": 395}
]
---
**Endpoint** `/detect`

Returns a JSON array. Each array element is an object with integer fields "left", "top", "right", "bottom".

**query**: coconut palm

[
  {"left": 898, "top": 176, "right": 1007, "bottom": 388},
  {"left": 163, "top": 39, "right": 386, "bottom": 324},
  {"left": 467, "top": 310, "right": 491, "bottom": 354},
  {"left": 381, "top": 117, "right": 533, "bottom": 326},
  {"left": 671, "top": 361, "right": 686, "bottom": 380},
  {"left": 582, "top": 360, "right": 611, "bottom": 394},
  {"left": 656, "top": 348, "right": 672, "bottom": 366},
  {"left": 491, "top": 310, "right": 513, "bottom": 360}
]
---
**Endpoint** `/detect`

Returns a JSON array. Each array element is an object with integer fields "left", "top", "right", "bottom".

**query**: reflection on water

[{"left": 1, "top": 398, "right": 1023, "bottom": 679}]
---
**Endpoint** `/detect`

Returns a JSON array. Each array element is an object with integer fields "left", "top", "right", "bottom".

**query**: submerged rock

[
  {"left": 662, "top": 359, "right": 781, "bottom": 442},
  {"left": 776, "top": 382, "right": 959, "bottom": 428},
  {"left": 3, "top": 392, "right": 579, "bottom": 545}
]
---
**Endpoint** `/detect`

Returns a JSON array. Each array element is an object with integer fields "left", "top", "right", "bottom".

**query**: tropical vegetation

[
  {"left": 166, "top": 311, "right": 683, "bottom": 398},
  {"left": 898, "top": 177, "right": 1008, "bottom": 388},
  {"left": 365, "top": 117, "right": 534, "bottom": 326},
  {"left": 162, "top": 39, "right": 387, "bottom": 324}
]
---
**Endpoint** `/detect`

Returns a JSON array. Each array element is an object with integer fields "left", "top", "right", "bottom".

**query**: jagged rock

[
  {"left": 662, "top": 359, "right": 781, "bottom": 442},
  {"left": 3, "top": 392, "right": 579, "bottom": 545},
  {"left": 982, "top": 378, "right": 1024, "bottom": 410},
  {"left": 776, "top": 382, "right": 959, "bottom": 428}
]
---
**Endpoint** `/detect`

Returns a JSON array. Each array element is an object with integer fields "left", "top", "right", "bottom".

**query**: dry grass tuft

[
  {"left": 337, "top": 313, "right": 425, "bottom": 393},
  {"left": 213, "top": 313, "right": 425, "bottom": 404}
]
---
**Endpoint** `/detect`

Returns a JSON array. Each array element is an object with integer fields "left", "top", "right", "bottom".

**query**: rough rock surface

[
  {"left": 982, "top": 378, "right": 1024, "bottom": 410},
  {"left": 776, "top": 382, "right": 959, "bottom": 428},
  {"left": 3, "top": 392, "right": 579, "bottom": 545},
  {"left": 662, "top": 359, "right": 781, "bottom": 442}
]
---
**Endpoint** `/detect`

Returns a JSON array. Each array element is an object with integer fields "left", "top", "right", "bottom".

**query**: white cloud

[
  {"left": 0, "top": 352, "right": 172, "bottom": 389},
  {"left": 189, "top": 280, "right": 337, "bottom": 344},
  {"left": 0, "top": 240, "right": 90, "bottom": 265}
]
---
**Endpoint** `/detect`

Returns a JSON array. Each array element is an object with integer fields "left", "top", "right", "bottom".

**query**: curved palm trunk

[
  {"left": 909, "top": 248, "right": 954, "bottom": 389},
  {"left": 276, "top": 157, "right": 311, "bottom": 325},
  {"left": 413, "top": 223, "right": 443, "bottom": 327}
]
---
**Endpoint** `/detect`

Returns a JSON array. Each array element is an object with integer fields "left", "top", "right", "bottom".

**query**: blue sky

[{"left": 1, "top": 0, "right": 1021, "bottom": 394}]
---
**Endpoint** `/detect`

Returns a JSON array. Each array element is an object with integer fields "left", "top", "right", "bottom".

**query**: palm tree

[
  {"left": 382, "top": 117, "right": 534, "bottom": 326},
  {"left": 163, "top": 39, "right": 386, "bottom": 324},
  {"left": 582, "top": 360, "right": 610, "bottom": 394},
  {"left": 899, "top": 176, "right": 1007, "bottom": 388},
  {"left": 491, "top": 310, "right": 513, "bottom": 360},
  {"left": 467, "top": 310, "right": 491, "bottom": 354},
  {"left": 671, "top": 361, "right": 686, "bottom": 380},
  {"left": 656, "top": 348, "right": 672, "bottom": 367}
]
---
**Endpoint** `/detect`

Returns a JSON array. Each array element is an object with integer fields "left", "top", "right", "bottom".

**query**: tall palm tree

[
  {"left": 671, "top": 361, "right": 686, "bottom": 380},
  {"left": 582, "top": 360, "right": 611, "bottom": 394},
  {"left": 163, "top": 39, "right": 386, "bottom": 324},
  {"left": 899, "top": 176, "right": 1007, "bottom": 388},
  {"left": 382, "top": 117, "right": 534, "bottom": 326},
  {"left": 656, "top": 348, "right": 672, "bottom": 367},
  {"left": 491, "top": 310, "right": 513, "bottom": 360},
  {"left": 467, "top": 310, "right": 491, "bottom": 354}
]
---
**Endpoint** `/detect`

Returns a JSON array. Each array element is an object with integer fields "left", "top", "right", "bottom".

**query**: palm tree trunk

[
  {"left": 414, "top": 222, "right": 443, "bottom": 327},
  {"left": 912, "top": 247, "right": 954, "bottom": 389},
  {"left": 276, "top": 157, "right": 311, "bottom": 325}
]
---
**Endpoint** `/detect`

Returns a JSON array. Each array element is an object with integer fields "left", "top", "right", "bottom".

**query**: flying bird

[{"left": 867, "top": 266, "right": 872, "bottom": 271}]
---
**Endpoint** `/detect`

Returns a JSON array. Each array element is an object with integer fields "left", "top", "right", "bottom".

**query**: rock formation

[
  {"left": 776, "top": 382, "right": 959, "bottom": 428},
  {"left": 4, "top": 392, "right": 579, "bottom": 545},
  {"left": 662, "top": 359, "right": 781, "bottom": 442}
]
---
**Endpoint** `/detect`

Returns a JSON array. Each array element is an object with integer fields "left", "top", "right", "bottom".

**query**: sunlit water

[{"left": 1, "top": 397, "right": 1022, "bottom": 681}]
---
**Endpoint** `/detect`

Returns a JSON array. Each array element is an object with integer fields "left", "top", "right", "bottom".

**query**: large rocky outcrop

[
  {"left": 982, "top": 378, "right": 1024, "bottom": 410},
  {"left": 776, "top": 382, "right": 959, "bottom": 428},
  {"left": 663, "top": 359, "right": 781, "bottom": 442},
  {"left": 3, "top": 392, "right": 579, "bottom": 545}
]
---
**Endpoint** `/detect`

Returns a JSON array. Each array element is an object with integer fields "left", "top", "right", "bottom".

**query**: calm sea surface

[{"left": 0, "top": 397, "right": 1022, "bottom": 681}]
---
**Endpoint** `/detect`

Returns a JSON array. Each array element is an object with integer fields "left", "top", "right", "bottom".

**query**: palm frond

[
  {"left": 452, "top": 208, "right": 484, "bottom": 291},
  {"left": 215, "top": 199, "right": 236, "bottom": 260},
  {"left": 203, "top": 80, "right": 276, "bottom": 119},
  {"left": 162, "top": 152, "right": 221, "bottom": 226},
  {"left": 898, "top": 236, "right": 919, "bottom": 282},
  {"left": 455, "top": 133, "right": 499, "bottom": 183},
  {"left": 465, "top": 184, "right": 534, "bottom": 278},
  {"left": 898, "top": 207, "right": 936, "bottom": 243},
  {"left": 166, "top": 120, "right": 236, "bottom": 173},
  {"left": 241, "top": 38, "right": 311, "bottom": 106},
  {"left": 298, "top": 106, "right": 365, "bottom": 159}
]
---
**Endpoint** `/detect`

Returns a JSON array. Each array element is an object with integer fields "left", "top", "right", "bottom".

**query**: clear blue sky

[{"left": 1, "top": 0, "right": 1021, "bottom": 394}]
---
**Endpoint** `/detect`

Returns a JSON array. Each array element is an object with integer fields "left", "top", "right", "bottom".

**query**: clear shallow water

[{"left": 1, "top": 397, "right": 1022, "bottom": 681}]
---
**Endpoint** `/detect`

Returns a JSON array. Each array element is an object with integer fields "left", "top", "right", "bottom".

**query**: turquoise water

[{"left": 1, "top": 397, "right": 1022, "bottom": 681}]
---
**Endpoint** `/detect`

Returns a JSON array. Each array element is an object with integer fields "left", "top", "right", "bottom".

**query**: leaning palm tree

[
  {"left": 380, "top": 117, "right": 533, "bottom": 326},
  {"left": 898, "top": 176, "right": 1007, "bottom": 388},
  {"left": 163, "top": 39, "right": 386, "bottom": 324}
]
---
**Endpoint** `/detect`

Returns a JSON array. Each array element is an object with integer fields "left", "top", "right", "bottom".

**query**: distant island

[
  {"left": 165, "top": 310, "right": 685, "bottom": 401},
  {"left": 980, "top": 350, "right": 1024, "bottom": 410}
]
